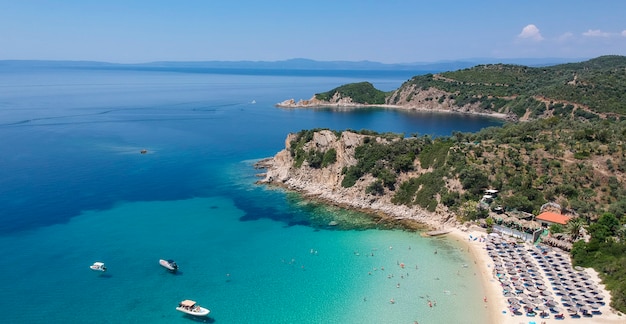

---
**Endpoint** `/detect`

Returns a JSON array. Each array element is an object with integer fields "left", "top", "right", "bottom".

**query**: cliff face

[{"left": 258, "top": 130, "right": 459, "bottom": 229}]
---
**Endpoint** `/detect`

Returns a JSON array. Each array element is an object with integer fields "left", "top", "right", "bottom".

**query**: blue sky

[{"left": 1, "top": 0, "right": 625, "bottom": 63}]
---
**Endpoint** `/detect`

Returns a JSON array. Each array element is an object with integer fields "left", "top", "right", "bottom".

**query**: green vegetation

[
  {"left": 396, "top": 55, "right": 626, "bottom": 119},
  {"left": 314, "top": 82, "right": 389, "bottom": 104},
  {"left": 289, "top": 128, "right": 339, "bottom": 168},
  {"left": 571, "top": 213, "right": 626, "bottom": 312}
]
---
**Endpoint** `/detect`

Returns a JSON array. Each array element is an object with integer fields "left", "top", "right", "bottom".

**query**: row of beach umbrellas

[{"left": 486, "top": 236, "right": 604, "bottom": 318}]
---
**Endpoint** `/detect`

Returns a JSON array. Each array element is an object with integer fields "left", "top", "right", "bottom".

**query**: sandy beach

[{"left": 447, "top": 227, "right": 624, "bottom": 324}]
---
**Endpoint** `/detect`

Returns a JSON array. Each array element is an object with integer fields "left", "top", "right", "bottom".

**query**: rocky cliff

[{"left": 256, "top": 130, "right": 459, "bottom": 229}]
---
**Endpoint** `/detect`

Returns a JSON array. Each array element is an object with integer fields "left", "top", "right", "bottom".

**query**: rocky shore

[
  {"left": 255, "top": 130, "right": 458, "bottom": 230},
  {"left": 276, "top": 87, "right": 517, "bottom": 122}
]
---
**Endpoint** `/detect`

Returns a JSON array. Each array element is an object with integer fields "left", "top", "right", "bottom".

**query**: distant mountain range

[{"left": 0, "top": 57, "right": 589, "bottom": 73}]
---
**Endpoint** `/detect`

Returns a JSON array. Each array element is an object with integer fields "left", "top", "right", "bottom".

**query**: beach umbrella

[
  {"left": 521, "top": 298, "right": 532, "bottom": 304},
  {"left": 545, "top": 300, "right": 557, "bottom": 307},
  {"left": 550, "top": 306, "right": 562, "bottom": 313},
  {"left": 531, "top": 297, "right": 543, "bottom": 304},
  {"left": 567, "top": 307, "right": 578, "bottom": 315},
  {"left": 535, "top": 304, "right": 548, "bottom": 311},
  {"left": 540, "top": 290, "right": 551, "bottom": 297},
  {"left": 526, "top": 286, "right": 537, "bottom": 292}
]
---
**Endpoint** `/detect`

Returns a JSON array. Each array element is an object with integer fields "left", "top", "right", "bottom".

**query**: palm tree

[{"left": 566, "top": 217, "right": 585, "bottom": 241}]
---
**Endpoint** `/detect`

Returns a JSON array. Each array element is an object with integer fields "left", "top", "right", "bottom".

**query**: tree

[
  {"left": 597, "top": 212, "right": 620, "bottom": 236},
  {"left": 459, "top": 167, "right": 489, "bottom": 195},
  {"left": 566, "top": 217, "right": 585, "bottom": 241}
]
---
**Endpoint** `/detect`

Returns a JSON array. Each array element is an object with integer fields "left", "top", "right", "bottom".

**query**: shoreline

[{"left": 275, "top": 101, "right": 513, "bottom": 121}]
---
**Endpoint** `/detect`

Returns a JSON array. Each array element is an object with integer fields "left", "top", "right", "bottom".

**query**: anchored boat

[
  {"left": 176, "top": 300, "right": 210, "bottom": 316},
  {"left": 89, "top": 262, "right": 107, "bottom": 272},
  {"left": 159, "top": 259, "right": 178, "bottom": 272}
]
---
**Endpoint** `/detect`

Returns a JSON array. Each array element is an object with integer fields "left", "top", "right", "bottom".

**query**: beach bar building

[{"left": 536, "top": 211, "right": 571, "bottom": 228}]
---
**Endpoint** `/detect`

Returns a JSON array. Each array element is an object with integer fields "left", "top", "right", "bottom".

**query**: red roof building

[{"left": 536, "top": 212, "right": 571, "bottom": 226}]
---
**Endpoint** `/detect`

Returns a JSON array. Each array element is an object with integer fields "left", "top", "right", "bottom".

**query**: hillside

[{"left": 297, "top": 55, "right": 626, "bottom": 122}]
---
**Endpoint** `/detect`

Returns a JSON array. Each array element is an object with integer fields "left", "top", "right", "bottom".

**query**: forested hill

[{"left": 315, "top": 55, "right": 626, "bottom": 121}]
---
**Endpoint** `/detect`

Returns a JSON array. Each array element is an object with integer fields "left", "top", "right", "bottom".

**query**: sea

[{"left": 0, "top": 64, "right": 502, "bottom": 323}]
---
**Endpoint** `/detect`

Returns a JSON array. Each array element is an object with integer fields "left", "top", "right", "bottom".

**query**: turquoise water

[{"left": 0, "top": 66, "right": 496, "bottom": 323}]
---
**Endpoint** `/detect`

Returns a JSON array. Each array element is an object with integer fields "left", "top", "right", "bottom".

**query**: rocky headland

[{"left": 256, "top": 130, "right": 458, "bottom": 230}]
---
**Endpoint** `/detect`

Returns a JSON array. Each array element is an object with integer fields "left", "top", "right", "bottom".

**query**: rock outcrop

[
  {"left": 276, "top": 91, "right": 364, "bottom": 108},
  {"left": 257, "top": 130, "right": 459, "bottom": 229}
]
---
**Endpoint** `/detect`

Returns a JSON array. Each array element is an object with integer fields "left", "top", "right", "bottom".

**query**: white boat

[
  {"left": 159, "top": 259, "right": 178, "bottom": 272},
  {"left": 176, "top": 300, "right": 210, "bottom": 316},
  {"left": 90, "top": 262, "right": 107, "bottom": 272}
]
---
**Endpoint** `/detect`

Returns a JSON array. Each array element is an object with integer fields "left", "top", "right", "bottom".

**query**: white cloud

[
  {"left": 518, "top": 24, "right": 544, "bottom": 41},
  {"left": 622, "top": 30, "right": 626, "bottom": 37},
  {"left": 558, "top": 32, "right": 574, "bottom": 42},
  {"left": 582, "top": 29, "right": 610, "bottom": 37}
]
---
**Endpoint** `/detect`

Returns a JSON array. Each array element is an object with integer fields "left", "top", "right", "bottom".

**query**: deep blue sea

[{"left": 0, "top": 66, "right": 501, "bottom": 323}]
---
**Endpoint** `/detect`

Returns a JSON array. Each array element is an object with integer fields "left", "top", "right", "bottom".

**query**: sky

[{"left": 1, "top": 0, "right": 625, "bottom": 64}]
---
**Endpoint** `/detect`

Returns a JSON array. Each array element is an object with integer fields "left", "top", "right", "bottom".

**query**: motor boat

[
  {"left": 90, "top": 262, "right": 107, "bottom": 272},
  {"left": 159, "top": 259, "right": 178, "bottom": 272},
  {"left": 176, "top": 300, "right": 210, "bottom": 316}
]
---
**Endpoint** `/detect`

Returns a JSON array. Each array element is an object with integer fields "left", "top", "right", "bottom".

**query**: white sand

[{"left": 447, "top": 227, "right": 624, "bottom": 324}]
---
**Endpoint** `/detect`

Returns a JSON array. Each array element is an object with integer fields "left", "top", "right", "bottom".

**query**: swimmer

[
  {"left": 396, "top": 283, "right": 400, "bottom": 288},
  {"left": 390, "top": 298, "right": 395, "bottom": 304}
]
